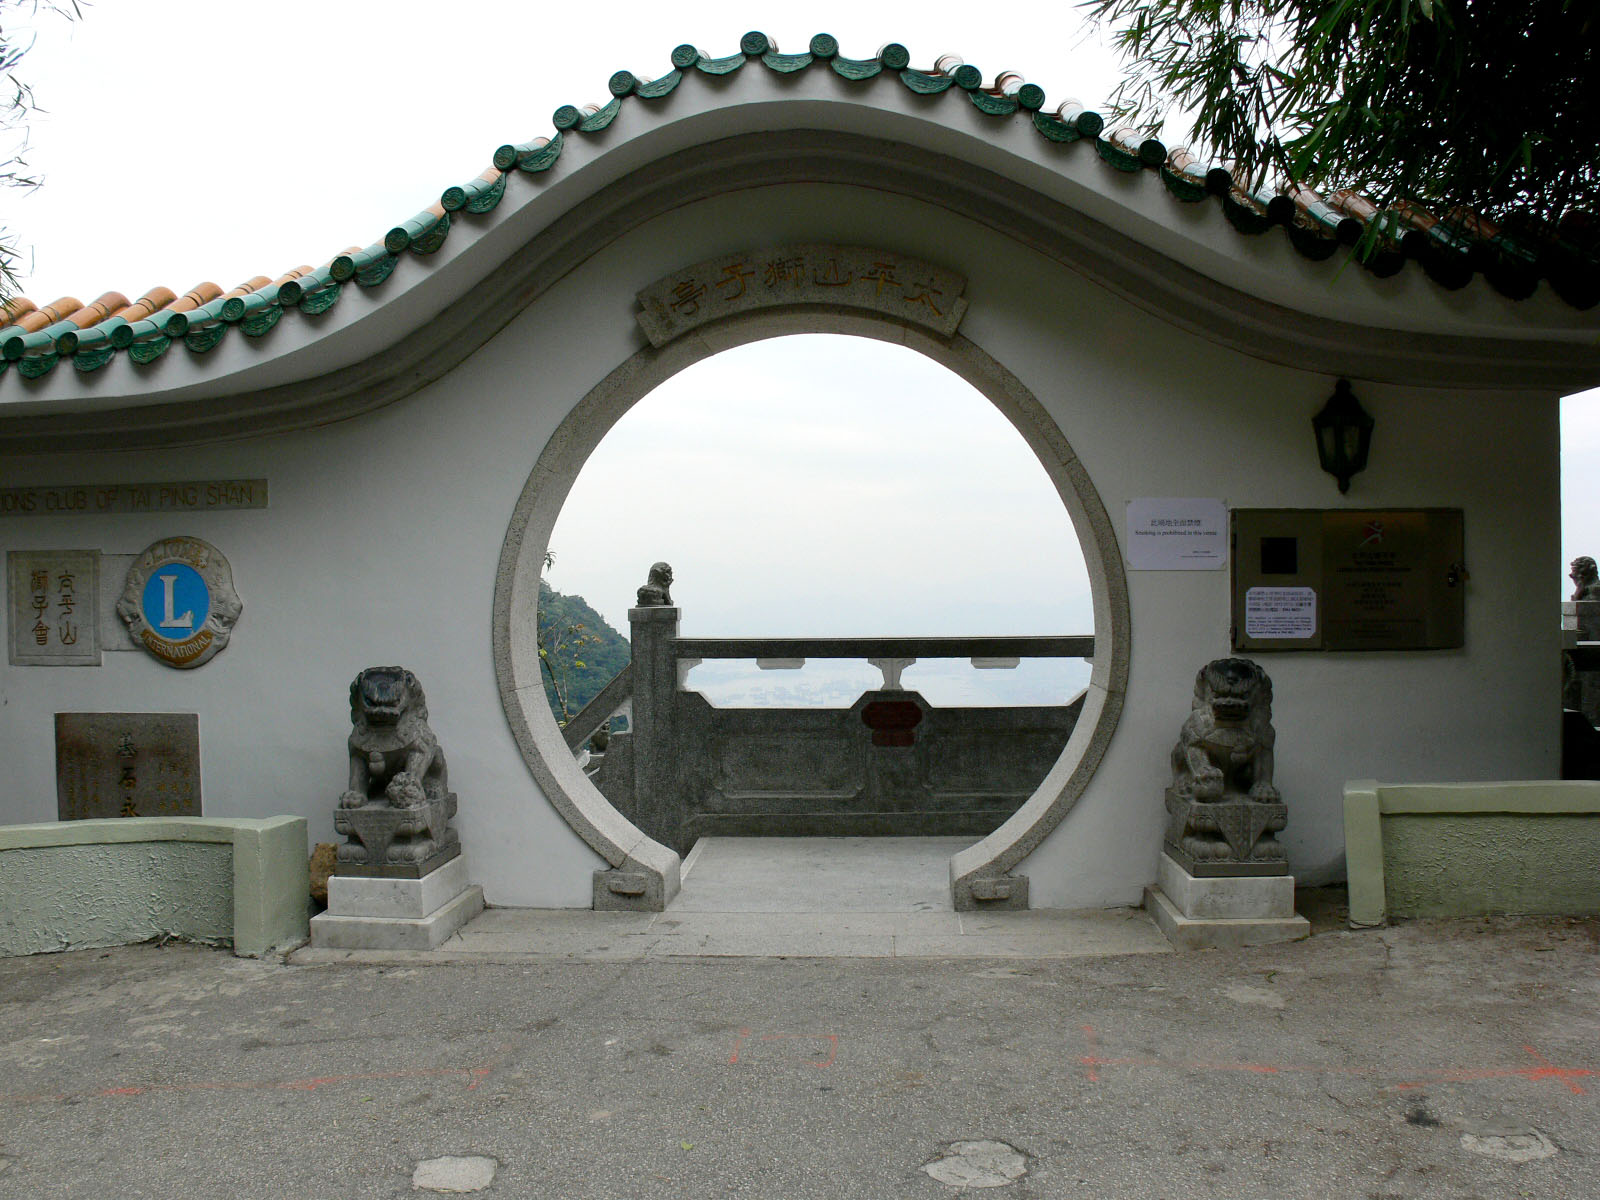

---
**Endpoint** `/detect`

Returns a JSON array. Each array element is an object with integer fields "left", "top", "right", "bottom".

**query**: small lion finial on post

[
  {"left": 636, "top": 561, "right": 674, "bottom": 607},
  {"left": 1572, "top": 557, "right": 1600, "bottom": 604}
]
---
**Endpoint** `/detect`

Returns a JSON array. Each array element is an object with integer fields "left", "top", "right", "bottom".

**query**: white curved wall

[{"left": 0, "top": 179, "right": 1561, "bottom": 906}]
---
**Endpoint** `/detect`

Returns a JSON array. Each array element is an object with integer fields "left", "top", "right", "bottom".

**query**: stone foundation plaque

[{"left": 55, "top": 712, "right": 201, "bottom": 820}]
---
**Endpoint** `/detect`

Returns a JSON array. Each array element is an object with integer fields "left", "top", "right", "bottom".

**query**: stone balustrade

[{"left": 568, "top": 603, "right": 1092, "bottom": 855}]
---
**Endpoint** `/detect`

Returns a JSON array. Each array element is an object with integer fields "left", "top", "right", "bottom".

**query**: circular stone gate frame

[{"left": 493, "top": 302, "right": 1130, "bottom": 911}]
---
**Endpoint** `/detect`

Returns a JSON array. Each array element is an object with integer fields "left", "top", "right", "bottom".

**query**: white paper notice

[
  {"left": 1126, "top": 498, "right": 1226, "bottom": 570},
  {"left": 1245, "top": 587, "right": 1317, "bottom": 639}
]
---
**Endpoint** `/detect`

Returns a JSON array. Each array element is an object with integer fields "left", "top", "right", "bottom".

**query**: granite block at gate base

[
  {"left": 326, "top": 855, "right": 472, "bottom": 918},
  {"left": 1156, "top": 852, "right": 1295, "bottom": 919},
  {"left": 310, "top": 881, "right": 484, "bottom": 951}
]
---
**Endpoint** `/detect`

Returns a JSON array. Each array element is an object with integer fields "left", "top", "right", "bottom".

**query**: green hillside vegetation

[{"left": 538, "top": 580, "right": 630, "bottom": 725}]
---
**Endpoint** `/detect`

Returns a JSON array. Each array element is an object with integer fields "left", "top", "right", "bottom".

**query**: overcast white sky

[{"left": 6, "top": 1, "right": 1598, "bottom": 665}]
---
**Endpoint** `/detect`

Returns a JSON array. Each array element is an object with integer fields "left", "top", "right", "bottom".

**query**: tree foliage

[
  {"left": 1084, "top": 0, "right": 1598, "bottom": 222},
  {"left": 536, "top": 577, "right": 630, "bottom": 726},
  {"left": 0, "top": 1, "right": 79, "bottom": 300}
]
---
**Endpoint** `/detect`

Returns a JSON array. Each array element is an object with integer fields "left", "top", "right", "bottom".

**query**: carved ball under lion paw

[
  {"left": 338, "top": 789, "right": 366, "bottom": 809},
  {"left": 385, "top": 773, "right": 427, "bottom": 808}
]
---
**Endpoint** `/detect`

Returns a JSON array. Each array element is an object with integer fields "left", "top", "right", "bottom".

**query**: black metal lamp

[{"left": 1312, "top": 378, "right": 1373, "bottom": 493}]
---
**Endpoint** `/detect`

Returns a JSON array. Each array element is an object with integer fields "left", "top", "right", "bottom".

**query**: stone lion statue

[
  {"left": 636, "top": 561, "right": 674, "bottom": 606},
  {"left": 339, "top": 666, "right": 449, "bottom": 809},
  {"left": 1573, "top": 557, "right": 1600, "bottom": 603},
  {"left": 1170, "top": 657, "right": 1278, "bottom": 803}
]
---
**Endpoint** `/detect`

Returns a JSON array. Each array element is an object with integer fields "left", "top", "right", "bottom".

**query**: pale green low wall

[
  {"left": 1343, "top": 781, "right": 1600, "bottom": 927},
  {"left": 0, "top": 816, "right": 309, "bottom": 958}
]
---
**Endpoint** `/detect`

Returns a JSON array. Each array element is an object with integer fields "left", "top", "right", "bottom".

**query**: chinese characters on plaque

[
  {"left": 7, "top": 550, "right": 99, "bottom": 666},
  {"left": 635, "top": 244, "right": 968, "bottom": 347},
  {"left": 1126, "top": 499, "right": 1227, "bottom": 570},
  {"left": 54, "top": 712, "right": 201, "bottom": 820}
]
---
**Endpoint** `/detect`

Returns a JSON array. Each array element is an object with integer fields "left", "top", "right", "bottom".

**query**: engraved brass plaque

[{"left": 1232, "top": 509, "right": 1465, "bottom": 652}]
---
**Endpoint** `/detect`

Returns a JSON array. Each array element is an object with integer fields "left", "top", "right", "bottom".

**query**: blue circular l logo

[{"left": 140, "top": 563, "right": 211, "bottom": 640}]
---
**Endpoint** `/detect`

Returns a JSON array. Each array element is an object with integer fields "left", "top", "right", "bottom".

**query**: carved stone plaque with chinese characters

[
  {"left": 55, "top": 712, "right": 201, "bottom": 820},
  {"left": 7, "top": 550, "right": 100, "bottom": 666},
  {"left": 635, "top": 244, "right": 968, "bottom": 347}
]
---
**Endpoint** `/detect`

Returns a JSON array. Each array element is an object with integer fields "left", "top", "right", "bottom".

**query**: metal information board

[{"left": 1231, "top": 509, "right": 1465, "bottom": 652}]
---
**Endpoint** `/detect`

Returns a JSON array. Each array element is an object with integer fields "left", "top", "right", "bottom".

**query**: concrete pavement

[{"left": 1, "top": 904, "right": 1596, "bottom": 1198}]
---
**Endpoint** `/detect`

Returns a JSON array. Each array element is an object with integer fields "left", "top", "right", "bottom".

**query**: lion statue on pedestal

[
  {"left": 339, "top": 666, "right": 449, "bottom": 810},
  {"left": 1170, "top": 657, "right": 1278, "bottom": 803},
  {"left": 1164, "top": 657, "right": 1287, "bottom": 874}
]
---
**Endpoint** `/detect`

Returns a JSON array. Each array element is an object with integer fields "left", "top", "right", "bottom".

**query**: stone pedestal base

[
  {"left": 333, "top": 794, "right": 459, "bottom": 878},
  {"left": 1145, "top": 852, "right": 1309, "bottom": 951},
  {"left": 310, "top": 855, "right": 483, "bottom": 951}
]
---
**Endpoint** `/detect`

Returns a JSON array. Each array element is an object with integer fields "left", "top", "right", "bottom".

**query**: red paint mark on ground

[
  {"left": 1080, "top": 1024, "right": 1100, "bottom": 1083},
  {"left": 1075, "top": 1038, "right": 1592, "bottom": 1099},
  {"left": 1, "top": 1062, "right": 494, "bottom": 1107},
  {"left": 1394, "top": 1046, "right": 1591, "bottom": 1096},
  {"left": 728, "top": 1029, "right": 837, "bottom": 1068},
  {"left": 759, "top": 1033, "right": 838, "bottom": 1068}
]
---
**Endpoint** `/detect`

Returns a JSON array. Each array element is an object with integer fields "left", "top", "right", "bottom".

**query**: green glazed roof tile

[
  {"left": 694, "top": 51, "right": 745, "bottom": 75},
  {"left": 829, "top": 54, "right": 881, "bottom": 81},
  {"left": 900, "top": 68, "right": 955, "bottom": 95},
  {"left": 17, "top": 352, "right": 57, "bottom": 378},
  {"left": 183, "top": 323, "right": 229, "bottom": 355},
  {"left": 515, "top": 133, "right": 563, "bottom": 174},
  {"left": 951, "top": 64, "right": 983, "bottom": 91},
  {"left": 71, "top": 343, "right": 115, "bottom": 372},
  {"left": 968, "top": 90, "right": 1019, "bottom": 117},
  {"left": 241, "top": 304, "right": 284, "bottom": 337},
  {"left": 355, "top": 251, "right": 400, "bottom": 288},
  {"left": 1094, "top": 136, "right": 1143, "bottom": 173},
  {"left": 127, "top": 336, "right": 171, "bottom": 365},
  {"left": 577, "top": 99, "right": 622, "bottom": 133},
  {"left": 634, "top": 71, "right": 683, "bottom": 100},
  {"left": 442, "top": 171, "right": 506, "bottom": 213},
  {"left": 762, "top": 50, "right": 813, "bottom": 74},
  {"left": 1031, "top": 111, "right": 1083, "bottom": 143},
  {"left": 298, "top": 281, "right": 343, "bottom": 316}
]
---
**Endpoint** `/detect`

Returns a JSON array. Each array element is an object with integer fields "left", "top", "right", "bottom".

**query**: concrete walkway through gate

[{"left": 294, "top": 837, "right": 1174, "bottom": 963}]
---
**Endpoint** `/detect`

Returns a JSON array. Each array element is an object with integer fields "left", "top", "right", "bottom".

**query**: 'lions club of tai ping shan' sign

[{"left": 117, "top": 536, "right": 243, "bottom": 669}]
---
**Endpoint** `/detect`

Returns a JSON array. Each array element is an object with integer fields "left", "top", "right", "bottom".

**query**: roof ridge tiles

[{"left": 2, "top": 30, "right": 1596, "bottom": 383}]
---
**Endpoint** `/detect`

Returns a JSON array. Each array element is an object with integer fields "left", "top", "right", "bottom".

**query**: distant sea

[{"left": 682, "top": 656, "right": 1092, "bottom": 708}]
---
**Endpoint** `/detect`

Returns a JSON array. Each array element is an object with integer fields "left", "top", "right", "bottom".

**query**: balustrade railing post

[{"left": 628, "top": 603, "right": 683, "bottom": 849}]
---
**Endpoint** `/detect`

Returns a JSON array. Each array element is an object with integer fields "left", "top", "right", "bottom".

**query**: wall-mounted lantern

[{"left": 1312, "top": 378, "right": 1374, "bottom": 494}]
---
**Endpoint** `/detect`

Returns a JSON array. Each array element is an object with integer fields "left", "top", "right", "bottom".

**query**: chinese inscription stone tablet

[{"left": 55, "top": 712, "right": 201, "bottom": 820}]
